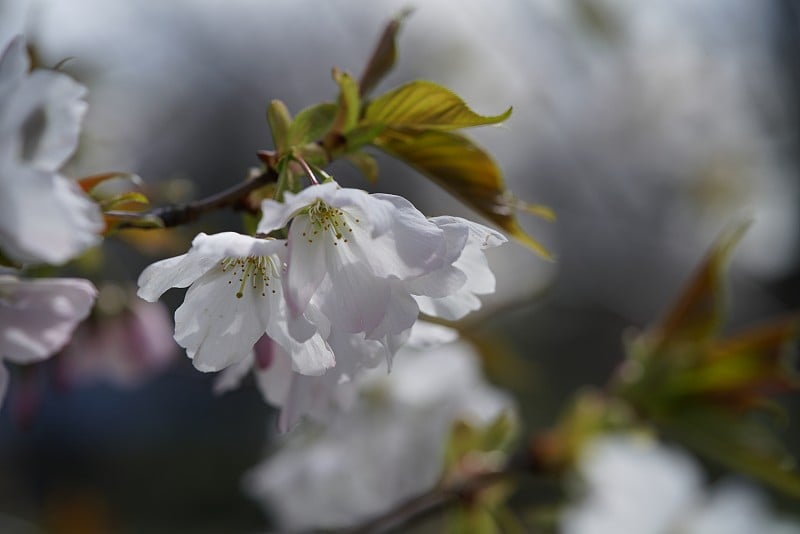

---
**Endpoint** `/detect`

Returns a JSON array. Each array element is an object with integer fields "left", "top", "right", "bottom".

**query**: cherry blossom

[
  {"left": 257, "top": 182, "right": 506, "bottom": 338},
  {"left": 137, "top": 231, "right": 335, "bottom": 375},
  {"left": 244, "top": 337, "right": 513, "bottom": 530},
  {"left": 0, "top": 274, "right": 96, "bottom": 408},
  {"left": 561, "top": 434, "right": 800, "bottom": 534},
  {"left": 0, "top": 36, "right": 102, "bottom": 265}
]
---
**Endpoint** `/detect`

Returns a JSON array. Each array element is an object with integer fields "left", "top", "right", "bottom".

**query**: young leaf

[
  {"left": 267, "top": 99, "right": 292, "bottom": 153},
  {"left": 330, "top": 69, "right": 361, "bottom": 134},
  {"left": 373, "top": 128, "right": 552, "bottom": 259},
  {"left": 358, "top": 8, "right": 413, "bottom": 97},
  {"left": 365, "top": 80, "right": 512, "bottom": 130},
  {"left": 646, "top": 220, "right": 751, "bottom": 350},
  {"left": 287, "top": 102, "right": 337, "bottom": 146}
]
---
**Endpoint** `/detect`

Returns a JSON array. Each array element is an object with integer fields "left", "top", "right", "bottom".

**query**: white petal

[
  {"left": 320, "top": 244, "right": 391, "bottom": 333},
  {"left": 288, "top": 333, "right": 335, "bottom": 376},
  {"left": 136, "top": 232, "right": 278, "bottom": 302},
  {"left": 0, "top": 37, "right": 27, "bottom": 101},
  {"left": 0, "top": 276, "right": 96, "bottom": 364},
  {"left": 257, "top": 181, "right": 341, "bottom": 234},
  {"left": 414, "top": 291, "right": 483, "bottom": 321},
  {"left": 327, "top": 187, "right": 395, "bottom": 237},
  {"left": 405, "top": 321, "right": 459, "bottom": 349},
  {"left": 0, "top": 167, "right": 102, "bottom": 265},
  {"left": 174, "top": 269, "right": 267, "bottom": 372},
  {"left": 285, "top": 217, "right": 327, "bottom": 317},
  {"left": 9, "top": 70, "right": 87, "bottom": 171},
  {"left": 366, "top": 282, "right": 419, "bottom": 341},
  {"left": 212, "top": 353, "right": 254, "bottom": 395}
]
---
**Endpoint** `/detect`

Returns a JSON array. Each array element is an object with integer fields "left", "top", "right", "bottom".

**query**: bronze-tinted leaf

[
  {"left": 659, "top": 409, "right": 800, "bottom": 499},
  {"left": 647, "top": 220, "right": 751, "bottom": 349},
  {"left": 373, "top": 127, "right": 552, "bottom": 258},
  {"left": 358, "top": 8, "right": 413, "bottom": 97},
  {"left": 365, "top": 80, "right": 511, "bottom": 130}
]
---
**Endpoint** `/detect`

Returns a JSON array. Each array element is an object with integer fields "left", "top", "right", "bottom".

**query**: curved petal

[
  {"left": 0, "top": 167, "right": 102, "bottom": 265},
  {"left": 0, "top": 276, "right": 96, "bottom": 364},
  {"left": 257, "top": 181, "right": 341, "bottom": 234},
  {"left": 137, "top": 232, "right": 277, "bottom": 302},
  {"left": 173, "top": 269, "right": 267, "bottom": 372},
  {"left": 212, "top": 353, "right": 254, "bottom": 395},
  {"left": 8, "top": 70, "right": 87, "bottom": 171},
  {"left": 285, "top": 217, "right": 327, "bottom": 317},
  {"left": 414, "top": 291, "right": 483, "bottom": 321},
  {"left": 366, "top": 281, "right": 419, "bottom": 341}
]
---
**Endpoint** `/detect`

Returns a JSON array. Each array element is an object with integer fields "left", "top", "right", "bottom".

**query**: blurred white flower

[
  {"left": 0, "top": 274, "right": 96, "bottom": 408},
  {"left": 0, "top": 36, "right": 102, "bottom": 265},
  {"left": 244, "top": 337, "right": 512, "bottom": 531},
  {"left": 215, "top": 321, "right": 459, "bottom": 432},
  {"left": 562, "top": 434, "right": 800, "bottom": 534},
  {"left": 137, "top": 231, "right": 334, "bottom": 375}
]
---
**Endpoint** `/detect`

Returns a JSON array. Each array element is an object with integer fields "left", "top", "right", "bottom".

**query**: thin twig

[
  {"left": 116, "top": 167, "right": 279, "bottom": 229},
  {"left": 336, "top": 464, "right": 520, "bottom": 534}
]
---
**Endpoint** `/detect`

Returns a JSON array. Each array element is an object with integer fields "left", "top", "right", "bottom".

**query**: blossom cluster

[
  {"left": 0, "top": 36, "right": 102, "bottom": 407},
  {"left": 245, "top": 333, "right": 514, "bottom": 531},
  {"left": 562, "top": 434, "right": 800, "bottom": 534},
  {"left": 138, "top": 181, "right": 506, "bottom": 428}
]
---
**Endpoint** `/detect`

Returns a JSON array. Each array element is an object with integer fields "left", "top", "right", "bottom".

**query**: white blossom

[
  {"left": 0, "top": 274, "right": 96, "bottom": 408},
  {"left": 562, "top": 434, "right": 800, "bottom": 534},
  {"left": 137, "top": 231, "right": 335, "bottom": 375},
  {"left": 257, "top": 182, "right": 506, "bottom": 338},
  {"left": 0, "top": 36, "right": 102, "bottom": 265},
  {"left": 244, "top": 337, "right": 513, "bottom": 531}
]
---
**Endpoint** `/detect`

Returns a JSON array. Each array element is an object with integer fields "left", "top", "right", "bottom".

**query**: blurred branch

[
  {"left": 331, "top": 453, "right": 536, "bottom": 534},
  {"left": 112, "top": 167, "right": 279, "bottom": 229}
]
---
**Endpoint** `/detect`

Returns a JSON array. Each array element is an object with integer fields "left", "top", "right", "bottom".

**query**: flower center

[
  {"left": 302, "top": 200, "right": 359, "bottom": 245},
  {"left": 220, "top": 256, "right": 280, "bottom": 299}
]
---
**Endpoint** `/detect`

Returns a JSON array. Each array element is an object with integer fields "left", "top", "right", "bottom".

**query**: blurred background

[{"left": 0, "top": 0, "right": 798, "bottom": 531}]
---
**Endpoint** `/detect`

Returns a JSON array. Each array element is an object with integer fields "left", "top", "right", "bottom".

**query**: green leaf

[
  {"left": 287, "top": 102, "right": 337, "bottom": 146},
  {"left": 358, "top": 8, "right": 413, "bottom": 97},
  {"left": 343, "top": 123, "right": 388, "bottom": 151},
  {"left": 100, "top": 191, "right": 150, "bottom": 211},
  {"left": 331, "top": 69, "right": 360, "bottom": 134},
  {"left": 646, "top": 220, "right": 751, "bottom": 350},
  {"left": 373, "top": 128, "right": 552, "bottom": 259},
  {"left": 267, "top": 99, "right": 292, "bottom": 153},
  {"left": 344, "top": 151, "right": 379, "bottom": 183},
  {"left": 364, "top": 80, "right": 511, "bottom": 130},
  {"left": 659, "top": 409, "right": 800, "bottom": 499}
]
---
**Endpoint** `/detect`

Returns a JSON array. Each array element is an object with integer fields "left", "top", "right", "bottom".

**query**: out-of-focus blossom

[
  {"left": 561, "top": 434, "right": 800, "bottom": 534},
  {"left": 215, "top": 321, "right": 459, "bottom": 432},
  {"left": 0, "top": 274, "right": 96, "bottom": 408},
  {"left": 244, "top": 337, "right": 512, "bottom": 531},
  {"left": 0, "top": 36, "right": 102, "bottom": 265},
  {"left": 137, "top": 231, "right": 334, "bottom": 375},
  {"left": 59, "top": 296, "right": 177, "bottom": 388}
]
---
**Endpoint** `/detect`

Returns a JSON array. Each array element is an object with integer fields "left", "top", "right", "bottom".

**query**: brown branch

[{"left": 114, "top": 167, "right": 279, "bottom": 229}]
